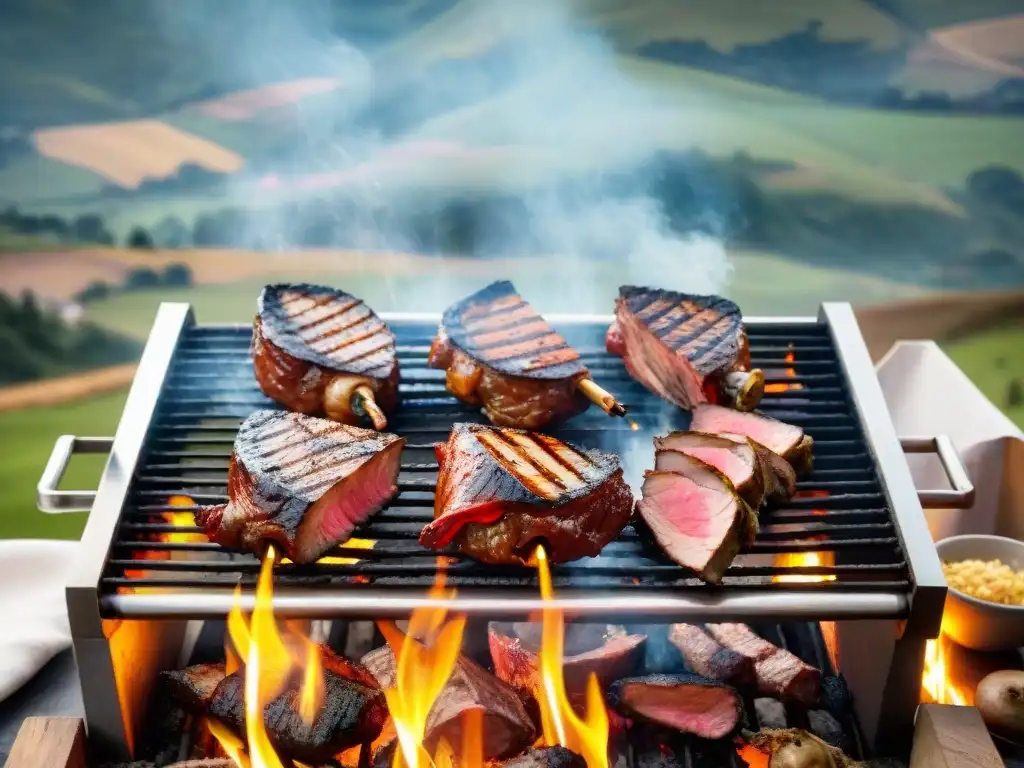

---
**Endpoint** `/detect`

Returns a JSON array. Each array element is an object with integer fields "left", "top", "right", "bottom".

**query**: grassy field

[
  {"left": 81, "top": 249, "right": 929, "bottom": 339},
  {"left": 944, "top": 322, "right": 1024, "bottom": 429},
  {"left": 0, "top": 389, "right": 127, "bottom": 540}
]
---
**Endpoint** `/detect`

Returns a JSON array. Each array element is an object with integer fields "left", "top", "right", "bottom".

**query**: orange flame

[
  {"left": 377, "top": 564, "right": 466, "bottom": 768},
  {"left": 922, "top": 635, "right": 970, "bottom": 706},
  {"left": 461, "top": 709, "right": 484, "bottom": 768},
  {"left": 281, "top": 537, "right": 377, "bottom": 566},
  {"left": 534, "top": 546, "right": 609, "bottom": 768},
  {"left": 764, "top": 350, "right": 803, "bottom": 394},
  {"left": 298, "top": 641, "right": 325, "bottom": 725}
]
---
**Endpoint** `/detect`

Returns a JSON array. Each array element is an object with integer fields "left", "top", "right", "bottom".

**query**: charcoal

[
  {"left": 503, "top": 746, "right": 586, "bottom": 768},
  {"left": 818, "top": 674, "right": 854, "bottom": 719},
  {"left": 162, "top": 663, "right": 227, "bottom": 713},
  {"left": 809, "top": 709, "right": 850, "bottom": 752},
  {"left": 754, "top": 697, "right": 787, "bottom": 730},
  {"left": 630, "top": 725, "right": 688, "bottom": 768}
]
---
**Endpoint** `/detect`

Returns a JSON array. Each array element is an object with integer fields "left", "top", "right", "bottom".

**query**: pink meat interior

[
  {"left": 295, "top": 446, "right": 400, "bottom": 561},
  {"left": 622, "top": 683, "right": 737, "bottom": 739},
  {"left": 681, "top": 446, "right": 750, "bottom": 487}
]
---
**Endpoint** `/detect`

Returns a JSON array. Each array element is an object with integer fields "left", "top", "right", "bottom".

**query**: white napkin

[
  {"left": 875, "top": 340, "right": 1024, "bottom": 541},
  {"left": 0, "top": 539, "right": 75, "bottom": 702}
]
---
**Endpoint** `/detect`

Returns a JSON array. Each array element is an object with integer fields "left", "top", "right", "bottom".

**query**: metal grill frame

[
  {"left": 65, "top": 302, "right": 945, "bottom": 628},
  {"left": 53, "top": 301, "right": 951, "bottom": 760}
]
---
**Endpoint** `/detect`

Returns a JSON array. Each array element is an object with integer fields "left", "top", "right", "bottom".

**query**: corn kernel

[{"left": 942, "top": 558, "right": 1024, "bottom": 606}]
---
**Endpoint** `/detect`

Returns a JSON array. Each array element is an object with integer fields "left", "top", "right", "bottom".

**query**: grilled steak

[
  {"left": 720, "top": 431, "right": 798, "bottom": 504},
  {"left": 361, "top": 646, "right": 536, "bottom": 760},
  {"left": 195, "top": 410, "right": 404, "bottom": 564},
  {"left": 489, "top": 622, "right": 646, "bottom": 702},
  {"left": 161, "top": 663, "right": 227, "bottom": 712},
  {"left": 691, "top": 404, "right": 813, "bottom": 477},
  {"left": 705, "top": 624, "right": 821, "bottom": 705},
  {"left": 636, "top": 455, "right": 756, "bottom": 583},
  {"left": 608, "top": 674, "right": 743, "bottom": 740},
  {"left": 503, "top": 747, "right": 586, "bottom": 768},
  {"left": 206, "top": 666, "right": 388, "bottom": 765},
  {"left": 655, "top": 431, "right": 766, "bottom": 509},
  {"left": 419, "top": 423, "right": 634, "bottom": 565},
  {"left": 668, "top": 623, "right": 756, "bottom": 687},
  {"left": 607, "top": 286, "right": 764, "bottom": 412},
  {"left": 428, "top": 281, "right": 593, "bottom": 429},
  {"left": 253, "top": 283, "right": 400, "bottom": 429}
]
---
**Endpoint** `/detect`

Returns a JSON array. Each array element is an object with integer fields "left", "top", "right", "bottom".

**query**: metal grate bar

[{"left": 99, "top": 317, "right": 913, "bottom": 619}]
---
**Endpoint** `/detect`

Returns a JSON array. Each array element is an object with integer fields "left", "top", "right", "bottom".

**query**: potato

[{"left": 975, "top": 670, "right": 1024, "bottom": 739}]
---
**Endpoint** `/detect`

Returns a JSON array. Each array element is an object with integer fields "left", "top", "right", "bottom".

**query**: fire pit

[{"left": 36, "top": 302, "right": 974, "bottom": 766}]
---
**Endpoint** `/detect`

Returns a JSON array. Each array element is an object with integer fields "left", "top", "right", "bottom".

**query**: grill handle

[
  {"left": 37, "top": 435, "right": 114, "bottom": 513},
  {"left": 900, "top": 435, "right": 976, "bottom": 509}
]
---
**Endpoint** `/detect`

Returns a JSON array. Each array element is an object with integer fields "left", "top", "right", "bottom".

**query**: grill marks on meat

[
  {"left": 361, "top": 646, "right": 537, "bottom": 760},
  {"left": 656, "top": 431, "right": 766, "bottom": 510},
  {"left": 608, "top": 286, "right": 763, "bottom": 412},
  {"left": 668, "top": 623, "right": 756, "bottom": 688},
  {"left": 608, "top": 674, "right": 743, "bottom": 740},
  {"left": 691, "top": 404, "right": 813, "bottom": 477},
  {"left": 428, "top": 281, "right": 591, "bottom": 429},
  {"left": 637, "top": 454, "right": 756, "bottom": 584},
  {"left": 419, "top": 423, "right": 634, "bottom": 564},
  {"left": 253, "top": 284, "right": 399, "bottom": 428},
  {"left": 489, "top": 622, "right": 646, "bottom": 702},
  {"left": 705, "top": 623, "right": 821, "bottom": 705},
  {"left": 195, "top": 410, "right": 403, "bottom": 564}
]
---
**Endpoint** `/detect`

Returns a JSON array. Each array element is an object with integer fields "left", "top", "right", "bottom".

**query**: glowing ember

[
  {"left": 922, "top": 636, "right": 969, "bottom": 706},
  {"left": 736, "top": 742, "right": 770, "bottom": 768},
  {"left": 764, "top": 349, "right": 803, "bottom": 394},
  {"left": 628, "top": 419, "right": 640, "bottom": 432},
  {"left": 534, "top": 545, "right": 609, "bottom": 768},
  {"left": 377, "top": 564, "right": 466, "bottom": 768},
  {"left": 772, "top": 550, "right": 836, "bottom": 584},
  {"left": 280, "top": 537, "right": 376, "bottom": 566},
  {"left": 166, "top": 495, "right": 208, "bottom": 543}
]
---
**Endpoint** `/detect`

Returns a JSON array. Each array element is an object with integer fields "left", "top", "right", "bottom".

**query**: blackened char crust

[{"left": 440, "top": 280, "right": 588, "bottom": 380}]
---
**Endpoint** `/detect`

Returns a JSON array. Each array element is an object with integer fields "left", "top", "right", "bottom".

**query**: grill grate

[{"left": 99, "top": 319, "right": 911, "bottom": 604}]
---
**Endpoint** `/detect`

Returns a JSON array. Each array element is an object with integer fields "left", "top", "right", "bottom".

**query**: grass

[
  {"left": 944, "top": 322, "right": 1024, "bottom": 430},
  {"left": 0, "top": 388, "right": 127, "bottom": 540},
  {"left": 894, "top": 1, "right": 1024, "bottom": 29},
  {"left": 81, "top": 249, "right": 928, "bottom": 340}
]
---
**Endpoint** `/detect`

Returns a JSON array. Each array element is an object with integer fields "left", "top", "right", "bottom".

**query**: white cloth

[
  {"left": 875, "top": 340, "right": 1024, "bottom": 541},
  {"left": 0, "top": 539, "right": 75, "bottom": 702}
]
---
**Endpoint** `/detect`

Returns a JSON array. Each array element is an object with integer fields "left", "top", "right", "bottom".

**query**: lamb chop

[
  {"left": 606, "top": 286, "right": 764, "bottom": 412},
  {"left": 418, "top": 423, "right": 634, "bottom": 565},
  {"left": 195, "top": 410, "right": 404, "bottom": 564},
  {"left": 637, "top": 453, "right": 756, "bottom": 583},
  {"left": 690, "top": 403, "right": 813, "bottom": 477},
  {"left": 253, "top": 283, "right": 399, "bottom": 430},
  {"left": 428, "top": 280, "right": 625, "bottom": 429}
]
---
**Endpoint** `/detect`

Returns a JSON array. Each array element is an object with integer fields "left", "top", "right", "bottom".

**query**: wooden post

[
  {"left": 910, "top": 704, "right": 1004, "bottom": 768},
  {"left": 4, "top": 717, "right": 86, "bottom": 768}
]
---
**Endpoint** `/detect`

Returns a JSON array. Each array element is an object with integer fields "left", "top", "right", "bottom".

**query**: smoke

[{"left": 148, "top": 0, "right": 735, "bottom": 307}]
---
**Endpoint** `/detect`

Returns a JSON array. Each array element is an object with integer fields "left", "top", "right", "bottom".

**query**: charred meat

[
  {"left": 206, "top": 665, "right": 388, "bottom": 765},
  {"left": 705, "top": 624, "right": 821, "bottom": 705},
  {"left": 655, "top": 431, "right": 766, "bottom": 509},
  {"left": 636, "top": 454, "right": 756, "bottom": 583},
  {"left": 609, "top": 674, "right": 743, "bottom": 740},
  {"left": 428, "top": 281, "right": 595, "bottom": 429},
  {"left": 489, "top": 622, "right": 646, "bottom": 702},
  {"left": 668, "top": 623, "right": 756, "bottom": 687},
  {"left": 253, "top": 283, "right": 399, "bottom": 429},
  {"left": 195, "top": 410, "right": 404, "bottom": 564},
  {"left": 419, "top": 423, "right": 634, "bottom": 565},
  {"left": 607, "top": 286, "right": 764, "bottom": 412},
  {"left": 362, "top": 645, "right": 537, "bottom": 760},
  {"left": 691, "top": 404, "right": 813, "bottom": 477}
]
